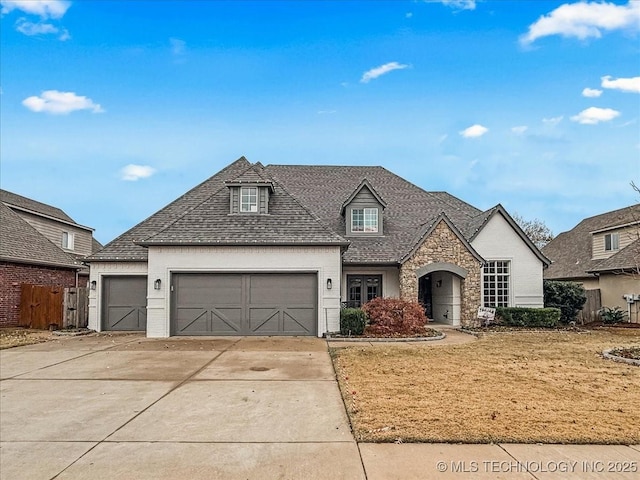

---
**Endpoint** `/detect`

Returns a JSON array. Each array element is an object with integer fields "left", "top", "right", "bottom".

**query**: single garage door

[
  {"left": 102, "top": 276, "right": 147, "bottom": 331},
  {"left": 172, "top": 273, "right": 317, "bottom": 336}
]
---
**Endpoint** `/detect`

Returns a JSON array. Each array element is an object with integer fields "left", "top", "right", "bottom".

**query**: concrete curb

[
  {"left": 602, "top": 348, "right": 640, "bottom": 366},
  {"left": 325, "top": 332, "right": 446, "bottom": 343}
]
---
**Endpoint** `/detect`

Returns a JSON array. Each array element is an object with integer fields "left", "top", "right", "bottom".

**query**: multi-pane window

[
  {"left": 240, "top": 187, "right": 258, "bottom": 213},
  {"left": 61, "top": 231, "right": 74, "bottom": 250},
  {"left": 605, "top": 233, "right": 619, "bottom": 251},
  {"left": 346, "top": 275, "right": 382, "bottom": 308},
  {"left": 351, "top": 208, "right": 378, "bottom": 233},
  {"left": 483, "top": 261, "right": 510, "bottom": 307}
]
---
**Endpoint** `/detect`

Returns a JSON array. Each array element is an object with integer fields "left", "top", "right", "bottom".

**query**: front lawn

[{"left": 331, "top": 329, "right": 640, "bottom": 444}]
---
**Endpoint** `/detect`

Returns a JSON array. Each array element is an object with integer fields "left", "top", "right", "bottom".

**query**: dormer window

[
  {"left": 352, "top": 208, "right": 379, "bottom": 233},
  {"left": 341, "top": 179, "right": 386, "bottom": 236},
  {"left": 240, "top": 187, "right": 258, "bottom": 213}
]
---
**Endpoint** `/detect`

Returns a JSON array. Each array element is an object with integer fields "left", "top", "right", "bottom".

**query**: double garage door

[{"left": 172, "top": 273, "right": 317, "bottom": 336}]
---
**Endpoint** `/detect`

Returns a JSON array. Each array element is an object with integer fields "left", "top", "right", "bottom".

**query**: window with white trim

[
  {"left": 605, "top": 233, "right": 619, "bottom": 252},
  {"left": 351, "top": 208, "right": 378, "bottom": 233},
  {"left": 240, "top": 187, "right": 258, "bottom": 213},
  {"left": 483, "top": 260, "right": 510, "bottom": 307},
  {"left": 62, "top": 231, "right": 75, "bottom": 250}
]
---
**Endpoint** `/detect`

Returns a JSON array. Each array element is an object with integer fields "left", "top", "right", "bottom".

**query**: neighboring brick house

[
  {"left": 543, "top": 205, "right": 640, "bottom": 323},
  {"left": 86, "top": 157, "right": 549, "bottom": 337},
  {"left": 0, "top": 191, "right": 101, "bottom": 327}
]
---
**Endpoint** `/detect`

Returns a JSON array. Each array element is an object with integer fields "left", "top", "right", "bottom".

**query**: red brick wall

[{"left": 0, "top": 262, "right": 77, "bottom": 328}]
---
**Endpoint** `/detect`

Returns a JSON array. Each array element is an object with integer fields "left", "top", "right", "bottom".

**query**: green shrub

[
  {"left": 543, "top": 280, "right": 587, "bottom": 324},
  {"left": 600, "top": 306, "right": 627, "bottom": 324},
  {"left": 340, "top": 308, "right": 367, "bottom": 336},
  {"left": 361, "top": 297, "right": 427, "bottom": 335},
  {"left": 495, "top": 307, "right": 561, "bottom": 328}
]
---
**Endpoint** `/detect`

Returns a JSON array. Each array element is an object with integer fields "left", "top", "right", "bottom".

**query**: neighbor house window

[
  {"left": 346, "top": 275, "right": 382, "bottom": 308},
  {"left": 351, "top": 208, "right": 378, "bottom": 233},
  {"left": 605, "top": 233, "right": 619, "bottom": 251},
  {"left": 240, "top": 187, "right": 258, "bottom": 213},
  {"left": 62, "top": 231, "right": 74, "bottom": 250},
  {"left": 483, "top": 261, "right": 510, "bottom": 307}
]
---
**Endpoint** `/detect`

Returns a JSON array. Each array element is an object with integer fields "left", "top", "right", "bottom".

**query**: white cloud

[
  {"left": 22, "top": 90, "right": 103, "bottom": 115},
  {"left": 582, "top": 87, "right": 602, "bottom": 98},
  {"left": 571, "top": 106, "right": 620, "bottom": 124},
  {"left": 120, "top": 164, "right": 157, "bottom": 181},
  {"left": 0, "top": 0, "right": 71, "bottom": 19},
  {"left": 601, "top": 75, "right": 640, "bottom": 94},
  {"left": 2, "top": 0, "right": 72, "bottom": 39},
  {"left": 441, "top": 0, "right": 476, "bottom": 11},
  {"left": 511, "top": 126, "right": 528, "bottom": 135},
  {"left": 460, "top": 124, "right": 488, "bottom": 138},
  {"left": 426, "top": 0, "right": 476, "bottom": 11},
  {"left": 543, "top": 115, "right": 564, "bottom": 126},
  {"left": 520, "top": 1, "right": 640, "bottom": 45},
  {"left": 170, "top": 37, "right": 186, "bottom": 56},
  {"left": 360, "top": 62, "right": 409, "bottom": 83}
]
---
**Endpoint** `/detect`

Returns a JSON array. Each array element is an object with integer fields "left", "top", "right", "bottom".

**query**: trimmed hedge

[
  {"left": 495, "top": 307, "right": 561, "bottom": 328},
  {"left": 340, "top": 308, "right": 367, "bottom": 335}
]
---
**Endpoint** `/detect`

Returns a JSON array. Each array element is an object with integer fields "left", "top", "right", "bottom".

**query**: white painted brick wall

[
  {"left": 147, "top": 245, "right": 343, "bottom": 338},
  {"left": 87, "top": 262, "right": 149, "bottom": 331},
  {"left": 471, "top": 214, "right": 545, "bottom": 307}
]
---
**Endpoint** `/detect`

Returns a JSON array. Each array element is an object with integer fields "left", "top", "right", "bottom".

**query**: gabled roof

[
  {"left": 587, "top": 238, "right": 640, "bottom": 274},
  {"left": 0, "top": 202, "right": 80, "bottom": 269},
  {"left": 400, "top": 212, "right": 484, "bottom": 264},
  {"left": 465, "top": 204, "right": 551, "bottom": 266},
  {"left": 266, "top": 164, "right": 481, "bottom": 263},
  {"left": 224, "top": 163, "right": 275, "bottom": 191},
  {"left": 340, "top": 178, "right": 387, "bottom": 214},
  {"left": 542, "top": 204, "right": 640, "bottom": 279},
  {"left": 140, "top": 165, "right": 348, "bottom": 247},
  {"left": 0, "top": 189, "right": 75, "bottom": 223},
  {"left": 86, "top": 157, "right": 253, "bottom": 261}
]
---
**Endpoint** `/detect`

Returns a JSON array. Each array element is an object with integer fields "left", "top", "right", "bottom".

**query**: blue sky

[{"left": 1, "top": 0, "right": 639, "bottom": 244}]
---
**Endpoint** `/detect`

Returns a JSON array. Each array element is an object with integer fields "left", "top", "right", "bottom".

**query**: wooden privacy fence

[
  {"left": 577, "top": 289, "right": 601, "bottom": 324},
  {"left": 19, "top": 284, "right": 88, "bottom": 330}
]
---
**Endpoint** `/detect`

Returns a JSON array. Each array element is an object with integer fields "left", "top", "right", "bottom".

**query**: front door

[
  {"left": 346, "top": 275, "right": 382, "bottom": 308},
  {"left": 418, "top": 275, "right": 433, "bottom": 319}
]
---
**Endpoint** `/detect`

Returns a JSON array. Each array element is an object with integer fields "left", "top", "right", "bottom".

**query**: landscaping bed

[
  {"left": 0, "top": 328, "right": 53, "bottom": 349},
  {"left": 331, "top": 329, "right": 640, "bottom": 444}
]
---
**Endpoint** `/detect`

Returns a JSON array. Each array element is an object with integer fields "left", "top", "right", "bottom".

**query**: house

[
  {"left": 542, "top": 205, "right": 640, "bottom": 323},
  {"left": 86, "top": 157, "right": 549, "bottom": 337},
  {"left": 0, "top": 190, "right": 101, "bottom": 327}
]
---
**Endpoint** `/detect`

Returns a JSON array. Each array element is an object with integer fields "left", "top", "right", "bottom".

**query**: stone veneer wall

[{"left": 399, "top": 220, "right": 482, "bottom": 327}]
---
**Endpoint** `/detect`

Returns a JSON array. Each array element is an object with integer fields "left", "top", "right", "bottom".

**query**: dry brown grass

[
  {"left": 0, "top": 328, "right": 53, "bottom": 349},
  {"left": 331, "top": 329, "right": 640, "bottom": 444}
]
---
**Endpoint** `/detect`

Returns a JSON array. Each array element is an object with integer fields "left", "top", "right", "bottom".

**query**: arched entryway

[{"left": 416, "top": 263, "right": 467, "bottom": 326}]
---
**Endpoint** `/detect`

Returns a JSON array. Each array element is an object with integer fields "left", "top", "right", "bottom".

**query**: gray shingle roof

[
  {"left": 0, "top": 202, "right": 80, "bottom": 269},
  {"left": 588, "top": 238, "right": 640, "bottom": 274},
  {"left": 92, "top": 159, "right": 543, "bottom": 264},
  {"left": 141, "top": 164, "right": 348, "bottom": 246},
  {"left": 1, "top": 189, "right": 75, "bottom": 223},
  {"left": 266, "top": 165, "right": 481, "bottom": 263},
  {"left": 86, "top": 157, "right": 254, "bottom": 261},
  {"left": 542, "top": 204, "right": 640, "bottom": 279}
]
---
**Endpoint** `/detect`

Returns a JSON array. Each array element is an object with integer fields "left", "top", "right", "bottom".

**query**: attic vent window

[{"left": 240, "top": 187, "right": 258, "bottom": 213}]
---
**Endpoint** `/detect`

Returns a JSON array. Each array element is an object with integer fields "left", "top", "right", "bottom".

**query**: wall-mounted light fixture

[
  {"left": 326, "top": 278, "right": 332, "bottom": 290},
  {"left": 90, "top": 280, "right": 97, "bottom": 291},
  {"left": 154, "top": 278, "right": 162, "bottom": 290},
  {"left": 436, "top": 280, "right": 442, "bottom": 288}
]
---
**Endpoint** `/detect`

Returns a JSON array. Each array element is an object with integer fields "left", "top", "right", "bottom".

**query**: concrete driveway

[{"left": 0, "top": 334, "right": 365, "bottom": 480}]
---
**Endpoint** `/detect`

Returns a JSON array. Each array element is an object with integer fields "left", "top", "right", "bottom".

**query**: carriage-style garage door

[
  {"left": 102, "top": 276, "right": 147, "bottom": 331},
  {"left": 172, "top": 273, "right": 317, "bottom": 336}
]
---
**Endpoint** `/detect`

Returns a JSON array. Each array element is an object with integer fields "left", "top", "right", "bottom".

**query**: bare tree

[{"left": 512, "top": 212, "right": 554, "bottom": 250}]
